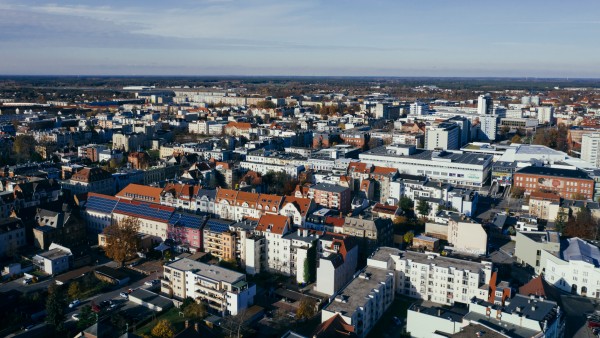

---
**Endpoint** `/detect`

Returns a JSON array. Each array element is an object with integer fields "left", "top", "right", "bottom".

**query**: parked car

[
  {"left": 144, "top": 279, "right": 159, "bottom": 286},
  {"left": 100, "top": 300, "right": 112, "bottom": 308},
  {"left": 119, "top": 292, "right": 129, "bottom": 299},
  {"left": 69, "top": 299, "right": 81, "bottom": 308},
  {"left": 23, "top": 278, "right": 32, "bottom": 285},
  {"left": 72, "top": 313, "right": 80, "bottom": 321}
]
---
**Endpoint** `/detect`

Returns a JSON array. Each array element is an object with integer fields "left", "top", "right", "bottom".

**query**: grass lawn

[
  {"left": 135, "top": 307, "right": 187, "bottom": 336},
  {"left": 367, "top": 297, "right": 413, "bottom": 338}
]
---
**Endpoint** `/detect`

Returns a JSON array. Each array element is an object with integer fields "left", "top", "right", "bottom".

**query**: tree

[
  {"left": 403, "top": 231, "right": 415, "bottom": 246},
  {"left": 296, "top": 297, "right": 316, "bottom": 320},
  {"left": 510, "top": 135, "right": 522, "bottom": 144},
  {"left": 416, "top": 199, "right": 431, "bottom": 217},
  {"left": 68, "top": 281, "right": 82, "bottom": 300},
  {"left": 12, "top": 134, "right": 37, "bottom": 163},
  {"left": 151, "top": 319, "right": 175, "bottom": 338},
  {"left": 102, "top": 217, "right": 141, "bottom": 267},
  {"left": 255, "top": 100, "right": 276, "bottom": 109},
  {"left": 555, "top": 207, "right": 568, "bottom": 233},
  {"left": 76, "top": 305, "right": 97, "bottom": 331},
  {"left": 46, "top": 282, "right": 67, "bottom": 331},
  {"left": 399, "top": 196, "right": 414, "bottom": 213},
  {"left": 510, "top": 186, "right": 525, "bottom": 198},
  {"left": 183, "top": 301, "right": 207, "bottom": 321},
  {"left": 303, "top": 241, "right": 317, "bottom": 284}
]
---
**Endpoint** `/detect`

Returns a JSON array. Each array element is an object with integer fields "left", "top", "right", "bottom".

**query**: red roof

[
  {"left": 256, "top": 214, "right": 289, "bottom": 235},
  {"left": 529, "top": 191, "right": 560, "bottom": 201}
]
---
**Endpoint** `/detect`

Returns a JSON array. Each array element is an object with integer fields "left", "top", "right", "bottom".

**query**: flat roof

[
  {"left": 516, "top": 166, "right": 591, "bottom": 179},
  {"left": 370, "top": 247, "right": 490, "bottom": 272},
  {"left": 363, "top": 146, "right": 492, "bottom": 166},
  {"left": 166, "top": 258, "right": 245, "bottom": 284}
]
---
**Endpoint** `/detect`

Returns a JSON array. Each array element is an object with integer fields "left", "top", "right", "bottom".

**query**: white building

[
  {"left": 478, "top": 115, "right": 497, "bottom": 141},
  {"left": 315, "top": 233, "right": 358, "bottom": 296},
  {"left": 161, "top": 258, "right": 256, "bottom": 316},
  {"left": 542, "top": 237, "right": 600, "bottom": 298},
  {"left": 367, "top": 247, "right": 493, "bottom": 305},
  {"left": 410, "top": 101, "right": 428, "bottom": 116},
  {"left": 359, "top": 144, "right": 493, "bottom": 188},
  {"left": 581, "top": 133, "right": 600, "bottom": 168},
  {"left": 33, "top": 243, "right": 73, "bottom": 275},
  {"left": 425, "top": 122, "right": 460, "bottom": 150},
  {"left": 477, "top": 94, "right": 492, "bottom": 115}
]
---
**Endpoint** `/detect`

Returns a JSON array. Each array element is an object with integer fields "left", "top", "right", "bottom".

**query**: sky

[{"left": 0, "top": 0, "right": 599, "bottom": 77}]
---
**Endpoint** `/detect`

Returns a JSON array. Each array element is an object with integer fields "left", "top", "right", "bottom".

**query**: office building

[
  {"left": 425, "top": 122, "right": 460, "bottom": 150},
  {"left": 477, "top": 94, "right": 492, "bottom": 115},
  {"left": 582, "top": 133, "right": 600, "bottom": 167}
]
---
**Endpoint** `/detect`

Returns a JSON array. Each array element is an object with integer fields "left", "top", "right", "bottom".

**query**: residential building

[
  {"left": 0, "top": 217, "right": 26, "bottom": 257},
  {"left": 315, "top": 232, "right": 358, "bottom": 296},
  {"left": 478, "top": 115, "right": 497, "bottom": 141},
  {"left": 203, "top": 219, "right": 236, "bottom": 260},
  {"left": 308, "top": 183, "right": 351, "bottom": 213},
  {"left": 581, "top": 133, "right": 600, "bottom": 167},
  {"left": 368, "top": 247, "right": 493, "bottom": 305},
  {"left": 542, "top": 237, "right": 600, "bottom": 298},
  {"left": 321, "top": 265, "right": 395, "bottom": 338},
  {"left": 528, "top": 191, "right": 561, "bottom": 221},
  {"left": 477, "top": 94, "right": 492, "bottom": 115},
  {"left": 513, "top": 166, "right": 595, "bottom": 200},
  {"left": 33, "top": 208, "right": 86, "bottom": 250},
  {"left": 61, "top": 167, "right": 116, "bottom": 196},
  {"left": 447, "top": 214, "right": 488, "bottom": 255},
  {"left": 342, "top": 216, "right": 393, "bottom": 264},
  {"left": 161, "top": 258, "right": 256, "bottom": 316},
  {"left": 514, "top": 231, "right": 560, "bottom": 274}
]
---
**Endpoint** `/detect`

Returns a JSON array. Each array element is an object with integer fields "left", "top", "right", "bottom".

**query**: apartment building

[
  {"left": 582, "top": 133, "right": 600, "bottom": 167},
  {"left": 61, "top": 167, "right": 115, "bottom": 196},
  {"left": 367, "top": 247, "right": 493, "bottom": 305},
  {"left": 342, "top": 216, "right": 393, "bottom": 264},
  {"left": 279, "top": 196, "right": 315, "bottom": 226},
  {"left": 513, "top": 166, "right": 594, "bottom": 200},
  {"left": 425, "top": 122, "right": 460, "bottom": 150},
  {"left": 161, "top": 258, "right": 256, "bottom": 316},
  {"left": 308, "top": 183, "right": 351, "bottom": 214},
  {"left": 0, "top": 217, "right": 26, "bottom": 257},
  {"left": 315, "top": 233, "right": 358, "bottom": 296},
  {"left": 528, "top": 191, "right": 561, "bottom": 221},
  {"left": 321, "top": 265, "right": 395, "bottom": 338},
  {"left": 214, "top": 188, "right": 283, "bottom": 221},
  {"left": 202, "top": 219, "right": 236, "bottom": 260}
]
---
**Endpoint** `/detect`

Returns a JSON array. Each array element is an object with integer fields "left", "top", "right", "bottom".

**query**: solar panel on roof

[{"left": 206, "top": 220, "right": 230, "bottom": 233}]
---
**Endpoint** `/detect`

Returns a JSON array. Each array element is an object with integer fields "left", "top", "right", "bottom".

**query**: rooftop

[
  {"left": 167, "top": 258, "right": 245, "bottom": 284},
  {"left": 363, "top": 145, "right": 493, "bottom": 166},
  {"left": 515, "top": 166, "right": 591, "bottom": 180},
  {"left": 561, "top": 237, "right": 600, "bottom": 266}
]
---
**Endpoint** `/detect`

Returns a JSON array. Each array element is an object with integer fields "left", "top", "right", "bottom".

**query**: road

[{"left": 0, "top": 276, "right": 53, "bottom": 293}]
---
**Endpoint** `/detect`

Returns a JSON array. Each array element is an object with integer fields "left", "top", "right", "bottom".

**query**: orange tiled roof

[
  {"left": 257, "top": 193, "right": 283, "bottom": 211},
  {"left": 116, "top": 184, "right": 162, "bottom": 203},
  {"left": 256, "top": 214, "right": 289, "bottom": 235},
  {"left": 372, "top": 166, "right": 398, "bottom": 176},
  {"left": 216, "top": 188, "right": 238, "bottom": 204},
  {"left": 282, "top": 196, "right": 312, "bottom": 216},
  {"left": 235, "top": 191, "right": 260, "bottom": 208}
]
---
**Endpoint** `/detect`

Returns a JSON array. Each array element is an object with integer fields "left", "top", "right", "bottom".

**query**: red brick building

[
  {"left": 513, "top": 166, "right": 594, "bottom": 200},
  {"left": 307, "top": 183, "right": 351, "bottom": 214}
]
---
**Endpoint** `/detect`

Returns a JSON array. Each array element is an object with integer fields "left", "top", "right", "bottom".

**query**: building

[
  {"left": 478, "top": 115, "right": 497, "bottom": 141},
  {"left": 477, "top": 94, "right": 492, "bottom": 115},
  {"left": 308, "top": 183, "right": 351, "bottom": 214},
  {"left": 0, "top": 217, "right": 25, "bottom": 257},
  {"left": 161, "top": 258, "right": 256, "bottom": 316},
  {"left": 315, "top": 233, "right": 358, "bottom": 296},
  {"left": 112, "top": 132, "right": 147, "bottom": 152},
  {"left": 342, "top": 216, "right": 393, "bottom": 264},
  {"left": 514, "top": 231, "right": 560, "bottom": 274},
  {"left": 513, "top": 166, "right": 595, "bottom": 200},
  {"left": 33, "top": 208, "right": 86, "bottom": 250},
  {"left": 61, "top": 167, "right": 115, "bottom": 196},
  {"left": 368, "top": 247, "right": 493, "bottom": 305},
  {"left": 33, "top": 243, "right": 73, "bottom": 275},
  {"left": 542, "top": 237, "right": 600, "bottom": 298},
  {"left": 321, "top": 265, "right": 395, "bottom": 338},
  {"left": 203, "top": 219, "right": 236, "bottom": 260},
  {"left": 425, "top": 122, "right": 460, "bottom": 150},
  {"left": 447, "top": 214, "right": 488, "bottom": 256},
  {"left": 362, "top": 145, "right": 493, "bottom": 188},
  {"left": 581, "top": 133, "right": 600, "bottom": 167},
  {"left": 410, "top": 101, "right": 428, "bottom": 116},
  {"left": 528, "top": 191, "right": 561, "bottom": 221}
]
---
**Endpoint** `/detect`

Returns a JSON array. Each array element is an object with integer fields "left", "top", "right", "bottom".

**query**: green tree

[
  {"left": 399, "top": 196, "right": 413, "bottom": 213},
  {"left": 183, "top": 301, "right": 207, "bottom": 321},
  {"left": 555, "top": 207, "right": 568, "bottom": 233},
  {"left": 76, "top": 305, "right": 97, "bottom": 331},
  {"left": 302, "top": 241, "right": 317, "bottom": 284},
  {"left": 102, "top": 217, "right": 141, "bottom": 267},
  {"left": 12, "top": 134, "right": 37, "bottom": 163},
  {"left": 46, "top": 282, "right": 68, "bottom": 331},
  {"left": 68, "top": 281, "right": 82, "bottom": 300},
  {"left": 416, "top": 199, "right": 431, "bottom": 217},
  {"left": 296, "top": 297, "right": 316, "bottom": 320},
  {"left": 151, "top": 319, "right": 175, "bottom": 338}
]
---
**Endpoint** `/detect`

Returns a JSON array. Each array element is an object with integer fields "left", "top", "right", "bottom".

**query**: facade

[
  {"left": 478, "top": 115, "right": 497, "bottom": 141},
  {"left": 33, "top": 243, "right": 73, "bottom": 275},
  {"left": 315, "top": 232, "right": 358, "bottom": 296},
  {"left": 203, "top": 219, "right": 236, "bottom": 260},
  {"left": 513, "top": 166, "right": 594, "bottom": 200},
  {"left": 342, "top": 216, "right": 393, "bottom": 264},
  {"left": 359, "top": 145, "right": 493, "bottom": 188},
  {"left": 161, "top": 258, "right": 256, "bottom": 316},
  {"left": 477, "top": 94, "right": 492, "bottom": 115},
  {"left": 0, "top": 217, "right": 26, "bottom": 257},
  {"left": 528, "top": 191, "right": 561, "bottom": 221},
  {"left": 514, "top": 231, "right": 560, "bottom": 274},
  {"left": 61, "top": 167, "right": 115, "bottom": 196},
  {"left": 368, "top": 247, "right": 493, "bottom": 305},
  {"left": 581, "top": 132, "right": 600, "bottom": 167},
  {"left": 308, "top": 183, "right": 351, "bottom": 213},
  {"left": 425, "top": 122, "right": 460, "bottom": 150},
  {"left": 447, "top": 214, "right": 487, "bottom": 256},
  {"left": 542, "top": 237, "right": 600, "bottom": 298}
]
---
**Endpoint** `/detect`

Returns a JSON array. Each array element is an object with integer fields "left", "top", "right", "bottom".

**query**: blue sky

[{"left": 0, "top": 0, "right": 599, "bottom": 77}]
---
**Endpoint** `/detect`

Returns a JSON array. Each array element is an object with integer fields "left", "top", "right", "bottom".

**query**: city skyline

[{"left": 1, "top": 0, "right": 599, "bottom": 77}]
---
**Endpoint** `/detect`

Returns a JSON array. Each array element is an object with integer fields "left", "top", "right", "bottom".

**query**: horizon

[{"left": 1, "top": 0, "right": 599, "bottom": 77}]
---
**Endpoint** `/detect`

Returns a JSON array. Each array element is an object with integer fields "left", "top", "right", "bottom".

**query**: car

[
  {"left": 24, "top": 324, "right": 35, "bottom": 331},
  {"left": 100, "top": 300, "right": 111, "bottom": 308},
  {"left": 23, "top": 278, "right": 32, "bottom": 285},
  {"left": 69, "top": 299, "right": 81, "bottom": 308},
  {"left": 109, "top": 303, "right": 118, "bottom": 310},
  {"left": 144, "top": 279, "right": 159, "bottom": 286},
  {"left": 72, "top": 313, "right": 80, "bottom": 321},
  {"left": 119, "top": 292, "right": 129, "bottom": 299}
]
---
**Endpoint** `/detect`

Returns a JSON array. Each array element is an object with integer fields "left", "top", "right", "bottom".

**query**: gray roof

[
  {"left": 561, "top": 237, "right": 600, "bottom": 266},
  {"left": 370, "top": 247, "right": 490, "bottom": 272},
  {"left": 363, "top": 146, "right": 493, "bottom": 165},
  {"left": 129, "top": 289, "right": 173, "bottom": 310},
  {"left": 311, "top": 183, "right": 348, "bottom": 193},
  {"left": 166, "top": 258, "right": 245, "bottom": 284}
]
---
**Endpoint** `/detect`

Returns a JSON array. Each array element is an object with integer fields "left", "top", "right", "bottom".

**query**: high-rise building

[
  {"left": 581, "top": 133, "right": 600, "bottom": 167},
  {"left": 477, "top": 94, "right": 493, "bottom": 115},
  {"left": 410, "top": 101, "right": 428, "bottom": 116},
  {"left": 425, "top": 122, "right": 460, "bottom": 150},
  {"left": 447, "top": 116, "right": 471, "bottom": 147},
  {"left": 478, "top": 115, "right": 497, "bottom": 141}
]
